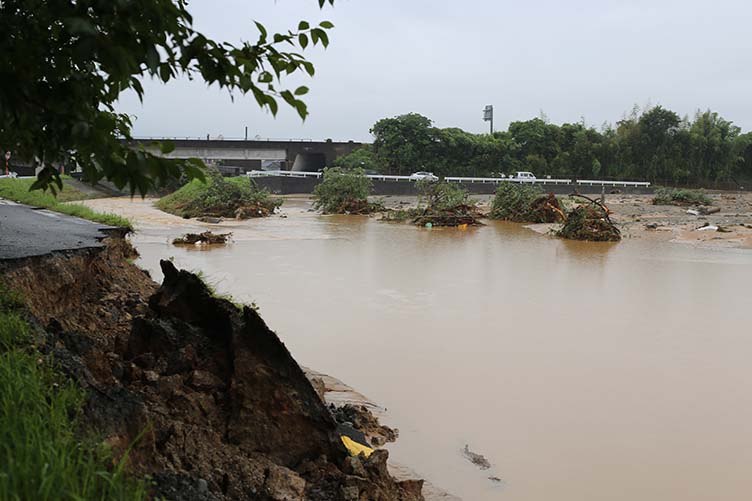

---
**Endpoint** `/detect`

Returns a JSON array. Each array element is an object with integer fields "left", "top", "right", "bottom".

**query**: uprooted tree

[
  {"left": 557, "top": 195, "right": 621, "bottom": 242},
  {"left": 0, "top": 0, "right": 334, "bottom": 195}
]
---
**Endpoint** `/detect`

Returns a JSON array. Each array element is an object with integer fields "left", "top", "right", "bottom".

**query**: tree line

[{"left": 334, "top": 107, "right": 752, "bottom": 186}]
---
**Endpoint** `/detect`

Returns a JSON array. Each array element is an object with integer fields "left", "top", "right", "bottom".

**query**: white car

[
  {"left": 409, "top": 171, "right": 439, "bottom": 181},
  {"left": 511, "top": 171, "right": 537, "bottom": 183}
]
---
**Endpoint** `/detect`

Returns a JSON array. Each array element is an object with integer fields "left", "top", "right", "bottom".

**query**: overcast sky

[{"left": 116, "top": 0, "right": 752, "bottom": 142}]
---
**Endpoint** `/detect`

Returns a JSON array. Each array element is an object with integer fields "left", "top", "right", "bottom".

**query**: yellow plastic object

[{"left": 341, "top": 435, "right": 374, "bottom": 458}]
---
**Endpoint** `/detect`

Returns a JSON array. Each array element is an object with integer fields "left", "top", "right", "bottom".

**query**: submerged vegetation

[
  {"left": 383, "top": 180, "right": 483, "bottom": 227},
  {"left": 156, "top": 171, "right": 282, "bottom": 219},
  {"left": 489, "top": 183, "right": 566, "bottom": 223},
  {"left": 0, "top": 282, "right": 146, "bottom": 499},
  {"left": 0, "top": 177, "right": 132, "bottom": 229},
  {"left": 312, "top": 167, "right": 380, "bottom": 214},
  {"left": 652, "top": 188, "right": 713, "bottom": 206}
]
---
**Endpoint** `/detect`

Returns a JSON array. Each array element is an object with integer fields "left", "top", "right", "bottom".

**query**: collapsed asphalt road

[{"left": 0, "top": 200, "right": 114, "bottom": 260}]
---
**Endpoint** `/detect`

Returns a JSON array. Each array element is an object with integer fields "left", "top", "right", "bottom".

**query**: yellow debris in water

[
  {"left": 458, "top": 224, "right": 468, "bottom": 230},
  {"left": 341, "top": 435, "right": 373, "bottom": 457}
]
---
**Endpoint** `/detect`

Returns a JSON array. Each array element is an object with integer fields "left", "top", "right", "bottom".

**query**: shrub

[
  {"left": 383, "top": 181, "right": 482, "bottom": 227},
  {"left": 312, "top": 167, "right": 376, "bottom": 214},
  {"left": 490, "top": 183, "right": 565, "bottom": 223},
  {"left": 156, "top": 170, "right": 282, "bottom": 218},
  {"left": 652, "top": 188, "right": 712, "bottom": 206},
  {"left": 416, "top": 179, "right": 471, "bottom": 210}
]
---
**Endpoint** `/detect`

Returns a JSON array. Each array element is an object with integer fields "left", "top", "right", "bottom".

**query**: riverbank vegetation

[
  {"left": 156, "top": 171, "right": 282, "bottom": 219},
  {"left": 489, "top": 184, "right": 566, "bottom": 223},
  {"left": 653, "top": 188, "right": 713, "bottom": 206},
  {"left": 383, "top": 181, "right": 483, "bottom": 227},
  {"left": 312, "top": 167, "right": 381, "bottom": 214},
  {"left": 0, "top": 177, "right": 132, "bottom": 228},
  {"left": 335, "top": 107, "right": 752, "bottom": 186},
  {"left": 0, "top": 282, "right": 146, "bottom": 499}
]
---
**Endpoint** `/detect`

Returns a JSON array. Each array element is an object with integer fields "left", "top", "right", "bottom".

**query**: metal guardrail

[
  {"left": 248, "top": 170, "right": 321, "bottom": 179},
  {"left": 445, "top": 176, "right": 573, "bottom": 185},
  {"left": 575, "top": 179, "right": 651, "bottom": 187},
  {"left": 248, "top": 170, "right": 651, "bottom": 187},
  {"left": 247, "top": 170, "right": 415, "bottom": 181},
  {"left": 133, "top": 136, "right": 318, "bottom": 142}
]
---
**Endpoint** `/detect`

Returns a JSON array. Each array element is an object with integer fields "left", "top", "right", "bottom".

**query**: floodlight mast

[{"left": 483, "top": 105, "right": 494, "bottom": 134}]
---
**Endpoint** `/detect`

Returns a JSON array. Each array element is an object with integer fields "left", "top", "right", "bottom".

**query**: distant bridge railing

[{"left": 247, "top": 170, "right": 650, "bottom": 187}]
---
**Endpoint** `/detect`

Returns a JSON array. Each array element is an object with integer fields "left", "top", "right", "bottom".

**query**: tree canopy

[
  {"left": 353, "top": 108, "right": 752, "bottom": 185},
  {"left": 0, "top": 0, "right": 334, "bottom": 194}
]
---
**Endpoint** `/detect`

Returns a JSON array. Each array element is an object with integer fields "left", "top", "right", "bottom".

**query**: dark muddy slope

[{"left": 0, "top": 241, "right": 423, "bottom": 501}]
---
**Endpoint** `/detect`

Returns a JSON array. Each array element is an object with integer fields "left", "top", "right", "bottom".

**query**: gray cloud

[{"left": 116, "top": 0, "right": 752, "bottom": 141}]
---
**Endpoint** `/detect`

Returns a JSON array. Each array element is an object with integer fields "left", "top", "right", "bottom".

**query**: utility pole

[
  {"left": 483, "top": 105, "right": 494, "bottom": 134},
  {"left": 245, "top": 126, "right": 248, "bottom": 141}
]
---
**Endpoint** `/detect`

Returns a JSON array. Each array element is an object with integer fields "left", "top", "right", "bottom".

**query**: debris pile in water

[
  {"left": 557, "top": 197, "right": 621, "bottom": 242},
  {"left": 172, "top": 231, "right": 231, "bottom": 245}
]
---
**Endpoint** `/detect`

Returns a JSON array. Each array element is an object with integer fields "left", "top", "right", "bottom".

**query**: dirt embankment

[{"left": 0, "top": 239, "right": 423, "bottom": 501}]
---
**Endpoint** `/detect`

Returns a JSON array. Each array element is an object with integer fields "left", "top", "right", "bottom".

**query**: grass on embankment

[
  {"left": 0, "top": 178, "right": 131, "bottom": 229},
  {"left": 0, "top": 283, "right": 147, "bottom": 500}
]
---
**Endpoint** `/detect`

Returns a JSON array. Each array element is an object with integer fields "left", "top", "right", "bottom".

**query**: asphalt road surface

[{"left": 0, "top": 199, "right": 114, "bottom": 260}]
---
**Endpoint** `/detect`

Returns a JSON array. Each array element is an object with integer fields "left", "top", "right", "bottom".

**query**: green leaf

[
  {"left": 319, "top": 21, "right": 334, "bottom": 29},
  {"left": 298, "top": 21, "right": 310, "bottom": 30},
  {"left": 254, "top": 21, "right": 267, "bottom": 40},
  {"left": 298, "top": 33, "right": 309, "bottom": 49},
  {"left": 294, "top": 86, "right": 309, "bottom": 96},
  {"left": 159, "top": 64, "right": 172, "bottom": 83},
  {"left": 145, "top": 46, "right": 160, "bottom": 72}
]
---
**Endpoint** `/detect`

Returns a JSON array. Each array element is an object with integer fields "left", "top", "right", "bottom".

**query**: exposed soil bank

[{"left": 0, "top": 238, "right": 423, "bottom": 500}]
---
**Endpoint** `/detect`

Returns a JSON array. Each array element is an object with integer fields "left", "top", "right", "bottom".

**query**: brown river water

[{"left": 86, "top": 197, "right": 752, "bottom": 501}]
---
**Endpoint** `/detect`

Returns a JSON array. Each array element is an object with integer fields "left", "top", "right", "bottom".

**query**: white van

[{"left": 512, "top": 171, "right": 537, "bottom": 183}]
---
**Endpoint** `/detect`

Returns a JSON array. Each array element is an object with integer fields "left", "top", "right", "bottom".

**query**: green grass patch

[
  {"left": 652, "top": 188, "right": 712, "bottom": 206},
  {"left": 156, "top": 173, "right": 281, "bottom": 219},
  {"left": 0, "top": 282, "right": 147, "bottom": 500},
  {"left": 0, "top": 178, "right": 132, "bottom": 229}
]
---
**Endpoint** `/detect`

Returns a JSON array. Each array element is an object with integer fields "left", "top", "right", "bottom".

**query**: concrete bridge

[{"left": 132, "top": 138, "right": 363, "bottom": 173}]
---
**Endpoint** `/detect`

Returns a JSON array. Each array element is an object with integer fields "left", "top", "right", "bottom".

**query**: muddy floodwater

[{"left": 89, "top": 197, "right": 752, "bottom": 501}]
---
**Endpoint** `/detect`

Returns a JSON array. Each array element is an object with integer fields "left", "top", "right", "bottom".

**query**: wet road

[{"left": 0, "top": 200, "right": 113, "bottom": 260}]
